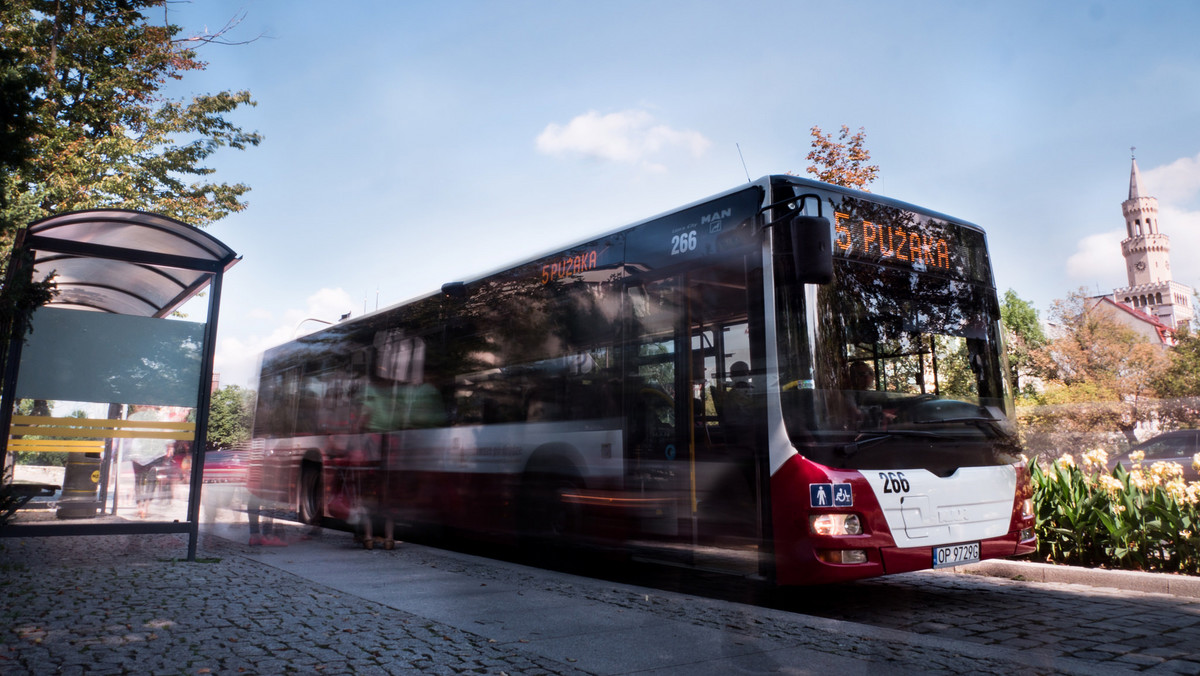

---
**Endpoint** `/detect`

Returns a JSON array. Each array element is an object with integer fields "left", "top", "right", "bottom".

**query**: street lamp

[{"left": 294, "top": 317, "right": 331, "bottom": 337}]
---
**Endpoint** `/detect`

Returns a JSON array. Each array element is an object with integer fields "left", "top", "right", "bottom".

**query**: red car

[{"left": 202, "top": 447, "right": 249, "bottom": 485}]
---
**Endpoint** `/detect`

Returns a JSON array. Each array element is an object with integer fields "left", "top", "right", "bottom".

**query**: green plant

[{"left": 1031, "top": 449, "right": 1200, "bottom": 575}]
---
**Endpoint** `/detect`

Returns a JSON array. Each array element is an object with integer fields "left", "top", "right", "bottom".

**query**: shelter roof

[{"left": 20, "top": 209, "right": 239, "bottom": 318}]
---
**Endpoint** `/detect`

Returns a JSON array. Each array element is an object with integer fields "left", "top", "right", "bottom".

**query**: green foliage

[
  {"left": 1031, "top": 453, "right": 1200, "bottom": 575},
  {"left": 0, "top": 0, "right": 260, "bottom": 245},
  {"left": 0, "top": 41, "right": 40, "bottom": 173},
  {"left": 0, "top": 1, "right": 258, "bottom": 367},
  {"left": 1155, "top": 328, "right": 1200, "bottom": 398},
  {"left": 207, "top": 384, "right": 254, "bottom": 449},
  {"left": 999, "top": 289, "right": 1046, "bottom": 397}
]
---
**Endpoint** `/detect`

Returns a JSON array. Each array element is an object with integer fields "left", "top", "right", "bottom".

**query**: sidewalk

[{"left": 1, "top": 520, "right": 1152, "bottom": 675}]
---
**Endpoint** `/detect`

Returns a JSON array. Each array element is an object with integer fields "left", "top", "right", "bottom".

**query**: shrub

[{"left": 1031, "top": 450, "right": 1200, "bottom": 575}]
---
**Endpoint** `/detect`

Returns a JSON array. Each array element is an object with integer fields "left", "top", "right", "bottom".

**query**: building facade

[{"left": 1111, "top": 154, "right": 1195, "bottom": 330}]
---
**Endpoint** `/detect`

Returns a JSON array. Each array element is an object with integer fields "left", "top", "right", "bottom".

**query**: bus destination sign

[
  {"left": 834, "top": 211, "right": 952, "bottom": 272},
  {"left": 830, "top": 203, "right": 992, "bottom": 285}
]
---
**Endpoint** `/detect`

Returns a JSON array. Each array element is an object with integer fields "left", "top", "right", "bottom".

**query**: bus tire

[
  {"left": 519, "top": 471, "right": 581, "bottom": 551},
  {"left": 298, "top": 461, "right": 324, "bottom": 526}
]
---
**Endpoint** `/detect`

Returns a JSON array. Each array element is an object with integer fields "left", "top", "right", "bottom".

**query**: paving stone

[{"left": 3, "top": 529, "right": 1200, "bottom": 675}]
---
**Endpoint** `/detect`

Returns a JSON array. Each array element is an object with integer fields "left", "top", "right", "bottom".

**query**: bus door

[
  {"left": 252, "top": 365, "right": 302, "bottom": 510},
  {"left": 683, "top": 265, "right": 763, "bottom": 569},
  {"left": 625, "top": 262, "right": 763, "bottom": 572},
  {"left": 625, "top": 275, "right": 684, "bottom": 534}
]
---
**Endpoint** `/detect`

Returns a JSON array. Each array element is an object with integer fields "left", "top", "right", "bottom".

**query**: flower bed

[{"left": 1032, "top": 449, "right": 1200, "bottom": 575}]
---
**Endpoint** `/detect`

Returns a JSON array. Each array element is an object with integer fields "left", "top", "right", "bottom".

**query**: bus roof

[{"left": 303, "top": 175, "right": 986, "bottom": 332}]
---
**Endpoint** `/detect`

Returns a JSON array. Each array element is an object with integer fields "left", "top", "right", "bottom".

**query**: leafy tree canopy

[
  {"left": 1027, "top": 288, "right": 1168, "bottom": 446},
  {"left": 999, "top": 288, "right": 1047, "bottom": 396},
  {"left": 0, "top": 0, "right": 261, "bottom": 260},
  {"left": 1036, "top": 289, "right": 1166, "bottom": 398},
  {"left": 207, "top": 384, "right": 254, "bottom": 450},
  {"left": 1153, "top": 327, "right": 1200, "bottom": 401},
  {"left": 805, "top": 125, "right": 879, "bottom": 191}
]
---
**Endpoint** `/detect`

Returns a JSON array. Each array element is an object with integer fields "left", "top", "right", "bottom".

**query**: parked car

[
  {"left": 1107, "top": 430, "right": 1200, "bottom": 483},
  {"left": 199, "top": 447, "right": 250, "bottom": 521},
  {"left": 202, "top": 447, "right": 249, "bottom": 485}
]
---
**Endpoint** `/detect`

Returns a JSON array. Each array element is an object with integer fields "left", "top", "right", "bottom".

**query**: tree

[
  {"left": 207, "top": 384, "right": 254, "bottom": 449},
  {"left": 0, "top": 41, "right": 40, "bottom": 179},
  {"left": 999, "top": 289, "right": 1047, "bottom": 398},
  {"left": 1154, "top": 328, "right": 1200, "bottom": 398},
  {"left": 0, "top": 36, "right": 54, "bottom": 360},
  {"left": 805, "top": 125, "right": 879, "bottom": 191},
  {"left": 1023, "top": 289, "right": 1169, "bottom": 453},
  {"left": 1150, "top": 327, "right": 1200, "bottom": 427},
  {"left": 0, "top": 0, "right": 261, "bottom": 264}
]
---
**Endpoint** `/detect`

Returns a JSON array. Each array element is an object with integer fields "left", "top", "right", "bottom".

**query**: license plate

[{"left": 932, "top": 542, "right": 981, "bottom": 569}]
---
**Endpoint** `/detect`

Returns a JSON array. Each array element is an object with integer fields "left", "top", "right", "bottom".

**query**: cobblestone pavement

[
  {"left": 1, "top": 522, "right": 1197, "bottom": 675},
  {"left": 0, "top": 530, "right": 589, "bottom": 675},
  {"left": 774, "top": 569, "right": 1200, "bottom": 674}
]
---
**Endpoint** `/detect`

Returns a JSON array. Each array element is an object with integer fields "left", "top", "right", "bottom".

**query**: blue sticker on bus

[
  {"left": 833, "top": 484, "right": 853, "bottom": 507},
  {"left": 810, "top": 484, "right": 832, "bottom": 507},
  {"left": 810, "top": 483, "right": 853, "bottom": 508}
]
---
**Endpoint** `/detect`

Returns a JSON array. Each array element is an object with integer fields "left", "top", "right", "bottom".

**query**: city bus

[{"left": 249, "top": 175, "right": 1036, "bottom": 585}]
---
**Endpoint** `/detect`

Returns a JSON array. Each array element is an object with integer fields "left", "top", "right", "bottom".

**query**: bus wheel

[
  {"left": 298, "top": 462, "right": 324, "bottom": 526},
  {"left": 521, "top": 473, "right": 581, "bottom": 548}
]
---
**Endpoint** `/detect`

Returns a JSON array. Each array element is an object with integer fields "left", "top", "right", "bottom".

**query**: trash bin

[{"left": 56, "top": 453, "right": 102, "bottom": 519}]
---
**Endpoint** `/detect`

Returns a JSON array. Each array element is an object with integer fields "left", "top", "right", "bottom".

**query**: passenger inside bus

[
  {"left": 714, "top": 361, "right": 755, "bottom": 433},
  {"left": 837, "top": 360, "right": 881, "bottom": 429}
]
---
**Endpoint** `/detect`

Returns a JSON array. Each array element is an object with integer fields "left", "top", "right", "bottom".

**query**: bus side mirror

[{"left": 790, "top": 215, "right": 833, "bottom": 284}]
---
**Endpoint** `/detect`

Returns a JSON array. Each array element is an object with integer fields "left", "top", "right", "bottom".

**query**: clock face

[{"left": 1136, "top": 261, "right": 1147, "bottom": 271}]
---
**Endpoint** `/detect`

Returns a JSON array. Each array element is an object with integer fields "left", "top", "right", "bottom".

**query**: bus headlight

[
  {"left": 810, "top": 513, "right": 863, "bottom": 536},
  {"left": 1022, "top": 498, "right": 1034, "bottom": 518}
]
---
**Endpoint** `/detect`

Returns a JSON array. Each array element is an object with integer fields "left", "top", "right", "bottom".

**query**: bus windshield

[{"left": 776, "top": 205, "right": 1021, "bottom": 475}]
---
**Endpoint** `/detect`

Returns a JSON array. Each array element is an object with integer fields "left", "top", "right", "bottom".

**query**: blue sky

[{"left": 165, "top": 1, "right": 1200, "bottom": 388}]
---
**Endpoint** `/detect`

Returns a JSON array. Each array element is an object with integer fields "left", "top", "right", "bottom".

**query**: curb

[{"left": 955, "top": 559, "right": 1200, "bottom": 598}]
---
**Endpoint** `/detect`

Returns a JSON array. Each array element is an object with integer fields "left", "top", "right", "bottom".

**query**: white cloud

[
  {"left": 535, "top": 110, "right": 710, "bottom": 171},
  {"left": 1143, "top": 151, "right": 1200, "bottom": 206},
  {"left": 1159, "top": 205, "right": 1200, "bottom": 287},
  {"left": 213, "top": 288, "right": 355, "bottom": 389},
  {"left": 1066, "top": 230, "right": 1125, "bottom": 283}
]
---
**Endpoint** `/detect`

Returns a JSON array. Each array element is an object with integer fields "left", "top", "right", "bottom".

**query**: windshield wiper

[
  {"left": 911, "top": 414, "right": 1014, "bottom": 437},
  {"left": 912, "top": 416, "right": 996, "bottom": 425},
  {"left": 836, "top": 429, "right": 944, "bottom": 458}
]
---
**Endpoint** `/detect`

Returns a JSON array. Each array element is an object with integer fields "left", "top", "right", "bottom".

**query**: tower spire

[
  {"left": 1114, "top": 150, "right": 1194, "bottom": 330},
  {"left": 1129, "top": 151, "right": 1144, "bottom": 200}
]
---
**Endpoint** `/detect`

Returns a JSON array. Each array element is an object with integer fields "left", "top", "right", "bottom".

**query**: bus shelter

[{"left": 0, "top": 210, "right": 238, "bottom": 560}]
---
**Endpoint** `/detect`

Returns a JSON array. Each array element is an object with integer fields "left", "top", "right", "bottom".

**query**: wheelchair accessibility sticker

[{"left": 810, "top": 483, "right": 853, "bottom": 508}]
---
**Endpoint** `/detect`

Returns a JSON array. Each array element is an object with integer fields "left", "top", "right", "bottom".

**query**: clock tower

[{"left": 1113, "top": 151, "right": 1194, "bottom": 329}]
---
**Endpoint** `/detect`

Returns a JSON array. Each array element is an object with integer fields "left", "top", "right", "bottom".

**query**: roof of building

[{"left": 1088, "top": 295, "right": 1176, "bottom": 346}]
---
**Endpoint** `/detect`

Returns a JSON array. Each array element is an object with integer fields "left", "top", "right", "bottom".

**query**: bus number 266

[
  {"left": 879, "top": 471, "right": 910, "bottom": 493},
  {"left": 671, "top": 230, "right": 698, "bottom": 255}
]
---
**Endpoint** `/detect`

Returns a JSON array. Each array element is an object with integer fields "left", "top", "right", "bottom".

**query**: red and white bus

[{"left": 249, "top": 175, "right": 1036, "bottom": 585}]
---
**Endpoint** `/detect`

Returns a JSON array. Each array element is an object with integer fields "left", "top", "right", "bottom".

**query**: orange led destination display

[
  {"left": 834, "top": 211, "right": 951, "bottom": 271},
  {"left": 540, "top": 249, "right": 599, "bottom": 285}
]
